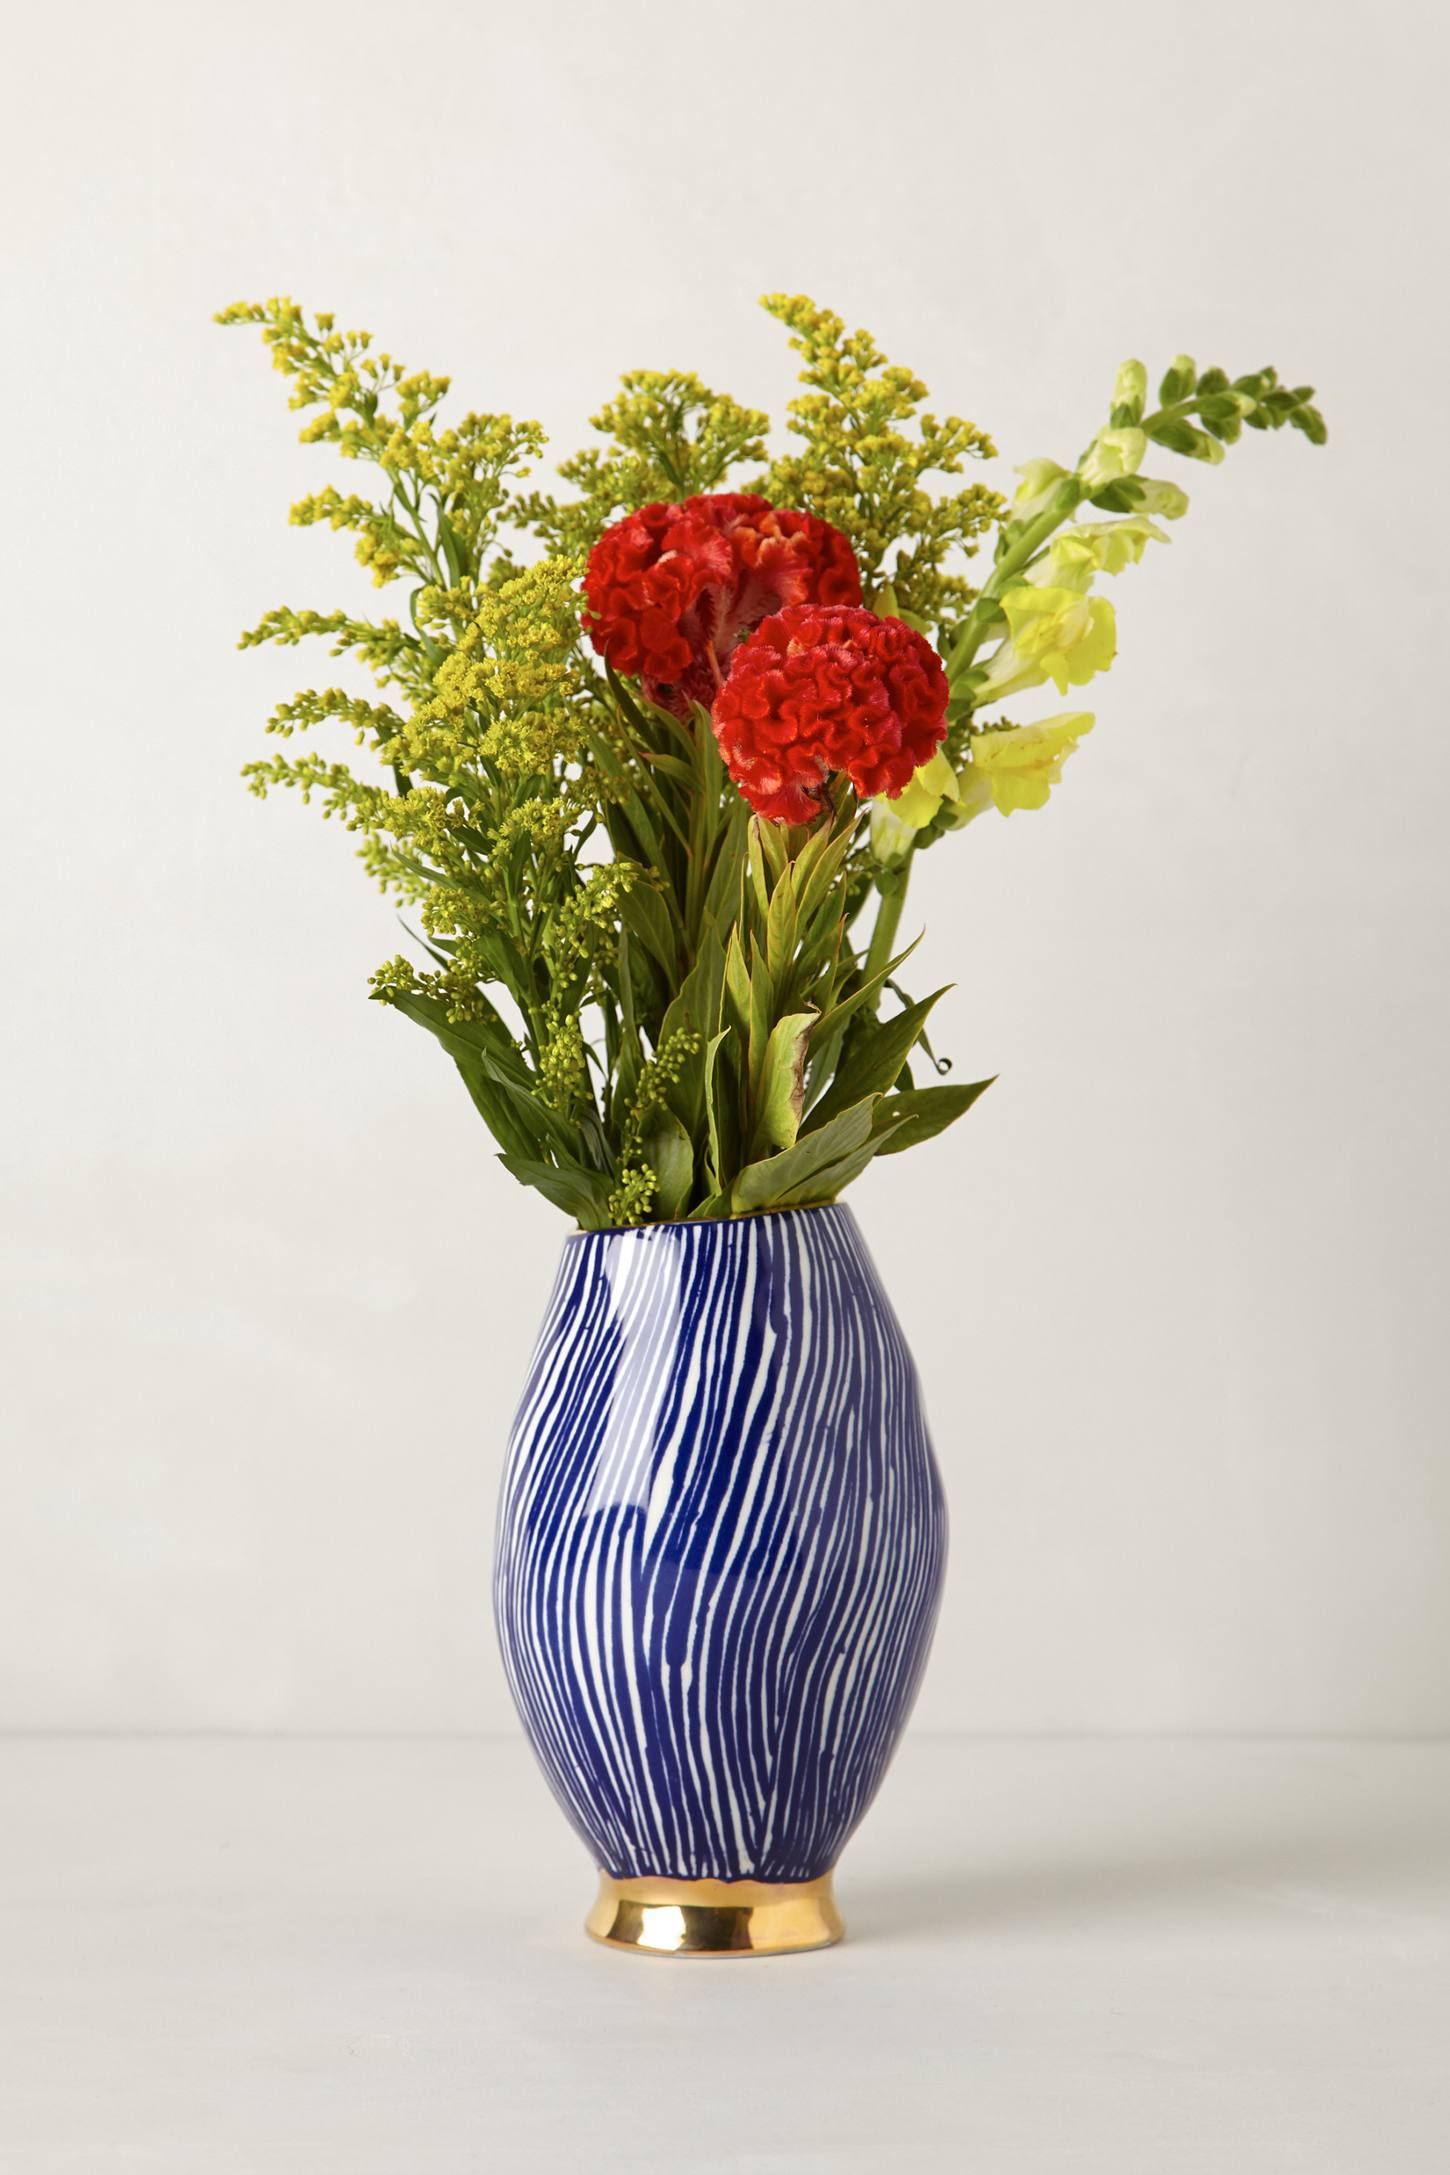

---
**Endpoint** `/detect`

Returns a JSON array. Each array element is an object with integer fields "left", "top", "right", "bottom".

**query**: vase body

[{"left": 493, "top": 1202, "right": 946, "bottom": 1952}]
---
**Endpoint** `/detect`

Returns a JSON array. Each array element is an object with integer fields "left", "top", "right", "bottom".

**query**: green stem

[
  {"left": 943, "top": 492, "right": 1082, "bottom": 685},
  {"left": 393, "top": 478, "right": 447, "bottom": 588},
  {"left": 1138, "top": 394, "right": 1203, "bottom": 436},
  {"left": 864, "top": 852, "right": 912, "bottom": 998}
]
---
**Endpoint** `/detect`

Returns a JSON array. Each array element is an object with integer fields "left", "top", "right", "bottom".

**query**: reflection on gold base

[{"left": 586, "top": 1871, "right": 843, "bottom": 1958}]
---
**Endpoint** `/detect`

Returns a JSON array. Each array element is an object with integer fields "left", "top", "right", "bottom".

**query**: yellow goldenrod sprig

[{"left": 754, "top": 294, "right": 1004, "bottom": 631}]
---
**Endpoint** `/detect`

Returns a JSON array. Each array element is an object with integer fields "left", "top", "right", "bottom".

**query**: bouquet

[{"left": 221, "top": 296, "right": 1324, "bottom": 1229}]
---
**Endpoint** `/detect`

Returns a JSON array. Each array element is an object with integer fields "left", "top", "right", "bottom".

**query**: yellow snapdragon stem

[
  {"left": 945, "top": 386, "right": 1219, "bottom": 690},
  {"left": 943, "top": 496, "right": 1078, "bottom": 685}
]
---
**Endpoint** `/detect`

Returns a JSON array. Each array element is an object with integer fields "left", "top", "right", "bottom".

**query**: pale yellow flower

[
  {"left": 1133, "top": 476, "right": 1191, "bottom": 519},
  {"left": 1034, "top": 515, "right": 1168, "bottom": 592},
  {"left": 870, "top": 748, "right": 960, "bottom": 861},
  {"left": 870, "top": 797, "right": 921, "bottom": 865},
  {"left": 1011, "top": 458, "right": 1071, "bottom": 522},
  {"left": 1079, "top": 426, "right": 1147, "bottom": 492},
  {"left": 976, "top": 586, "right": 1117, "bottom": 700},
  {"left": 895, "top": 746, "right": 959, "bottom": 825},
  {"left": 871, "top": 710, "right": 1097, "bottom": 850},
  {"left": 969, "top": 713, "right": 1095, "bottom": 814}
]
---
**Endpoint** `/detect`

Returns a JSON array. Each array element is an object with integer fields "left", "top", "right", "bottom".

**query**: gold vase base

[{"left": 585, "top": 1871, "right": 843, "bottom": 1958}]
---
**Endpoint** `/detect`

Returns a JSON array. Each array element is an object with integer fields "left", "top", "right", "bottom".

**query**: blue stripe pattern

[{"left": 494, "top": 1203, "right": 947, "bottom": 1883}]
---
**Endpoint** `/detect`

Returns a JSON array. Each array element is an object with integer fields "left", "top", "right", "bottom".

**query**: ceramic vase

[{"left": 494, "top": 1202, "right": 946, "bottom": 1955}]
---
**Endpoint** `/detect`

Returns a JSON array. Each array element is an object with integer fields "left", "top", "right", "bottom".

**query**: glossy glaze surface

[{"left": 494, "top": 1204, "right": 947, "bottom": 1883}]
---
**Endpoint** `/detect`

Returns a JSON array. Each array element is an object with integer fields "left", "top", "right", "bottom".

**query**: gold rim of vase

[{"left": 585, "top": 1871, "right": 843, "bottom": 1958}]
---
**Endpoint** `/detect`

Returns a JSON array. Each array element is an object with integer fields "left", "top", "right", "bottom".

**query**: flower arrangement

[{"left": 221, "top": 297, "right": 1324, "bottom": 1229}]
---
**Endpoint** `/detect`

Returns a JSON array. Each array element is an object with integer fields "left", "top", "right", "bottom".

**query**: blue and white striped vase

[{"left": 494, "top": 1202, "right": 947, "bottom": 1956}]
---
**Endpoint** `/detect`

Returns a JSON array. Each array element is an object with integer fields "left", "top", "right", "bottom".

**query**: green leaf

[
  {"left": 643, "top": 1111, "right": 694, "bottom": 1219},
  {"left": 1088, "top": 481, "right": 1142, "bottom": 514},
  {"left": 808, "top": 936, "right": 921, "bottom": 1053},
  {"left": 435, "top": 511, "right": 467, "bottom": 586},
  {"left": 449, "top": 1054, "right": 538, "bottom": 1163},
  {"left": 1148, "top": 419, "right": 1201, "bottom": 456},
  {"left": 723, "top": 927, "right": 752, "bottom": 1039},
  {"left": 659, "top": 929, "right": 727, "bottom": 1130},
  {"left": 732, "top": 1096, "right": 877, "bottom": 1214},
  {"left": 607, "top": 662, "right": 695, "bottom": 758},
  {"left": 617, "top": 881, "right": 681, "bottom": 980},
  {"left": 1158, "top": 357, "right": 1198, "bottom": 404},
  {"left": 791, "top": 822, "right": 856, "bottom": 943},
  {"left": 753, "top": 816, "right": 791, "bottom": 887},
  {"left": 675, "top": 927, "right": 727, "bottom": 1038},
  {"left": 764, "top": 869, "right": 799, "bottom": 991},
  {"left": 609, "top": 929, "right": 644, "bottom": 1127},
  {"left": 746, "top": 821, "right": 772, "bottom": 918},
  {"left": 1201, "top": 411, "right": 1242, "bottom": 445},
  {"left": 585, "top": 726, "right": 680, "bottom": 862},
  {"left": 803, "top": 944, "right": 918, "bottom": 1110},
  {"left": 473, "top": 1058, "right": 582, "bottom": 1160},
  {"left": 497, "top": 1156, "right": 614, "bottom": 1228},
  {"left": 747, "top": 940, "right": 773, "bottom": 1091},
  {"left": 703, "top": 1028, "right": 733, "bottom": 1189},
  {"left": 770, "top": 1113, "right": 913, "bottom": 1206},
  {"left": 703, "top": 809, "right": 749, "bottom": 928},
  {"left": 870, "top": 1077, "right": 995, "bottom": 1155},
  {"left": 753, "top": 1011, "right": 816, "bottom": 1156},
  {"left": 639, "top": 750, "right": 697, "bottom": 789},
  {"left": 381, "top": 985, "right": 527, "bottom": 1079},
  {"left": 381, "top": 990, "right": 577, "bottom": 1162},
  {"left": 805, "top": 988, "right": 949, "bottom": 1134},
  {"left": 689, "top": 699, "right": 727, "bottom": 795}
]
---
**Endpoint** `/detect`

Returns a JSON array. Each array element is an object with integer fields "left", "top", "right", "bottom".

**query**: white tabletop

[{"left": 4, "top": 1736, "right": 1447, "bottom": 2172}]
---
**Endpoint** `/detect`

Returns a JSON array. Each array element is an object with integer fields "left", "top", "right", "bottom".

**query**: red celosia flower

[
  {"left": 582, "top": 493, "right": 861, "bottom": 715},
  {"left": 711, "top": 604, "right": 950, "bottom": 824}
]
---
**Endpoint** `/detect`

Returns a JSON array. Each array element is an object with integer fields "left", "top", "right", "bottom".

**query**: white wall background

[{"left": 3, "top": 0, "right": 1446, "bottom": 1737}]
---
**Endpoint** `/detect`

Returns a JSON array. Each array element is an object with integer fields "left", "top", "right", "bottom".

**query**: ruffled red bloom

[
  {"left": 712, "top": 605, "right": 949, "bottom": 824},
  {"left": 582, "top": 493, "right": 862, "bottom": 716}
]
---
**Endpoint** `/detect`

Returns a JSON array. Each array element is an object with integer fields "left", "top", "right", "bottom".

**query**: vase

[{"left": 493, "top": 1201, "right": 947, "bottom": 1956}]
